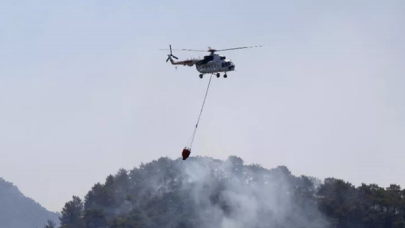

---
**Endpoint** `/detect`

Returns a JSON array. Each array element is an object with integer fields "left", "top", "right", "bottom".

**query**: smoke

[
  {"left": 96, "top": 156, "right": 330, "bottom": 228},
  {"left": 172, "top": 156, "right": 330, "bottom": 228}
]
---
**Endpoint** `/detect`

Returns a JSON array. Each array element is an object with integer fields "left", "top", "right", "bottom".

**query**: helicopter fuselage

[
  {"left": 163, "top": 44, "right": 262, "bottom": 78},
  {"left": 195, "top": 54, "right": 235, "bottom": 74}
]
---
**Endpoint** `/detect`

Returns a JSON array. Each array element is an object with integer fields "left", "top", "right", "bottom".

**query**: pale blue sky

[{"left": 1, "top": 0, "right": 404, "bottom": 212}]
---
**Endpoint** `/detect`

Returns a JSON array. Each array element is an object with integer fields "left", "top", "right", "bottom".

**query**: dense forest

[{"left": 47, "top": 156, "right": 405, "bottom": 228}]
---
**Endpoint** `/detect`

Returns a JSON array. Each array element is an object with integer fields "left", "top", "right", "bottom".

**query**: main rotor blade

[
  {"left": 159, "top": 45, "right": 263, "bottom": 52},
  {"left": 215, "top": 45, "right": 264, "bottom": 52},
  {"left": 159, "top": 48, "right": 207, "bottom": 52}
]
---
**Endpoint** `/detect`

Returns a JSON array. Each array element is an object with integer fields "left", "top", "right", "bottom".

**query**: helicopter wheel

[
  {"left": 224, "top": 74, "right": 227, "bottom": 78},
  {"left": 199, "top": 74, "right": 203, "bottom": 79},
  {"left": 216, "top": 73, "right": 220, "bottom": 78}
]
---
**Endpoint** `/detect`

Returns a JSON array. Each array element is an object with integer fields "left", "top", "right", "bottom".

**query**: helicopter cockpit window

[
  {"left": 222, "top": 62, "right": 231, "bottom": 67},
  {"left": 220, "top": 56, "right": 226, "bottom": 60}
]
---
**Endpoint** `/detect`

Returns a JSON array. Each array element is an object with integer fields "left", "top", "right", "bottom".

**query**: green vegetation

[{"left": 50, "top": 156, "right": 405, "bottom": 228}]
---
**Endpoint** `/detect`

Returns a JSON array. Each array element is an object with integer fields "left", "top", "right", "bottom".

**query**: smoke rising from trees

[
  {"left": 56, "top": 155, "right": 405, "bottom": 228},
  {"left": 58, "top": 156, "right": 330, "bottom": 228}
]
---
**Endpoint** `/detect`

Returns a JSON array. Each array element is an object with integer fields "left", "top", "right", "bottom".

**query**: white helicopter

[{"left": 162, "top": 45, "right": 263, "bottom": 78}]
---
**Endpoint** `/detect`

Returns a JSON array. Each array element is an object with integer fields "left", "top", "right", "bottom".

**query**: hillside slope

[
  {"left": 58, "top": 156, "right": 329, "bottom": 228},
  {"left": 57, "top": 156, "right": 405, "bottom": 228},
  {"left": 0, "top": 177, "right": 60, "bottom": 228}
]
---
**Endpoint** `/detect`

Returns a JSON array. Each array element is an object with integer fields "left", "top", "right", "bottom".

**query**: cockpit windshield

[{"left": 221, "top": 61, "right": 232, "bottom": 67}]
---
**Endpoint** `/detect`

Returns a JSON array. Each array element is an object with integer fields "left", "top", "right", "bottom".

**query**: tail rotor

[{"left": 166, "top": 45, "right": 178, "bottom": 62}]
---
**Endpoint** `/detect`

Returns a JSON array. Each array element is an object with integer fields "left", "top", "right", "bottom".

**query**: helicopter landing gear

[
  {"left": 216, "top": 73, "right": 220, "bottom": 78},
  {"left": 224, "top": 74, "right": 227, "bottom": 78},
  {"left": 199, "top": 74, "right": 203, "bottom": 79}
]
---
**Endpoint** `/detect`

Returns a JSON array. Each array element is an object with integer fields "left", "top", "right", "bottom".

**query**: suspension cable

[{"left": 187, "top": 74, "right": 213, "bottom": 149}]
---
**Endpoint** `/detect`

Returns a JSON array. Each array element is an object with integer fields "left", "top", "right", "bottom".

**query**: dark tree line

[
  {"left": 317, "top": 179, "right": 405, "bottom": 228},
  {"left": 46, "top": 156, "right": 405, "bottom": 228}
]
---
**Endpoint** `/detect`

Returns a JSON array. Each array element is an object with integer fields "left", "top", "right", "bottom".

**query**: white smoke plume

[
  {"left": 179, "top": 156, "right": 329, "bottom": 228},
  {"left": 128, "top": 155, "right": 330, "bottom": 228}
]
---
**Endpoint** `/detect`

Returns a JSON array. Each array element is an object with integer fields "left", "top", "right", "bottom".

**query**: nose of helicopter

[{"left": 229, "top": 64, "right": 235, "bottom": 71}]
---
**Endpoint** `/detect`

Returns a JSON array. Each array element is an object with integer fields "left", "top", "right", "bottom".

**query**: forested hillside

[
  {"left": 0, "top": 177, "right": 60, "bottom": 228},
  {"left": 55, "top": 156, "right": 405, "bottom": 228}
]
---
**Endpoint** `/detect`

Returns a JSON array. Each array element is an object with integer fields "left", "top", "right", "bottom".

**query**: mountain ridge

[{"left": 0, "top": 177, "right": 60, "bottom": 228}]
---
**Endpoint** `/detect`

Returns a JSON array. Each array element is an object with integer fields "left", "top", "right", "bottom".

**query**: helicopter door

[{"left": 202, "top": 55, "right": 214, "bottom": 64}]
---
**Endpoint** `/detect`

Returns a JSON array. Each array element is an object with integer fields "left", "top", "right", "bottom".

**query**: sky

[{"left": 0, "top": 0, "right": 404, "bottom": 212}]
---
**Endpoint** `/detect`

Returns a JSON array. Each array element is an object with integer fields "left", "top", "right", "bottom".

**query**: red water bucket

[{"left": 182, "top": 148, "right": 191, "bottom": 160}]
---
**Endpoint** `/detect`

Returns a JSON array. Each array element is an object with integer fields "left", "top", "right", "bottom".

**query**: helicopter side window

[
  {"left": 220, "top": 56, "right": 225, "bottom": 60},
  {"left": 204, "top": 56, "right": 214, "bottom": 61}
]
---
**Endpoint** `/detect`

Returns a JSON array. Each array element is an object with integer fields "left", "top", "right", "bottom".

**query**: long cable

[{"left": 188, "top": 74, "right": 213, "bottom": 149}]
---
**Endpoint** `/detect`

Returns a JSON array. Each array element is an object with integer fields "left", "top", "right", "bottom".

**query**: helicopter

[{"left": 162, "top": 45, "right": 263, "bottom": 78}]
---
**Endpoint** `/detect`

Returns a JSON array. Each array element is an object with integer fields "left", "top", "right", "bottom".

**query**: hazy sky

[{"left": 1, "top": 0, "right": 404, "bottom": 212}]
